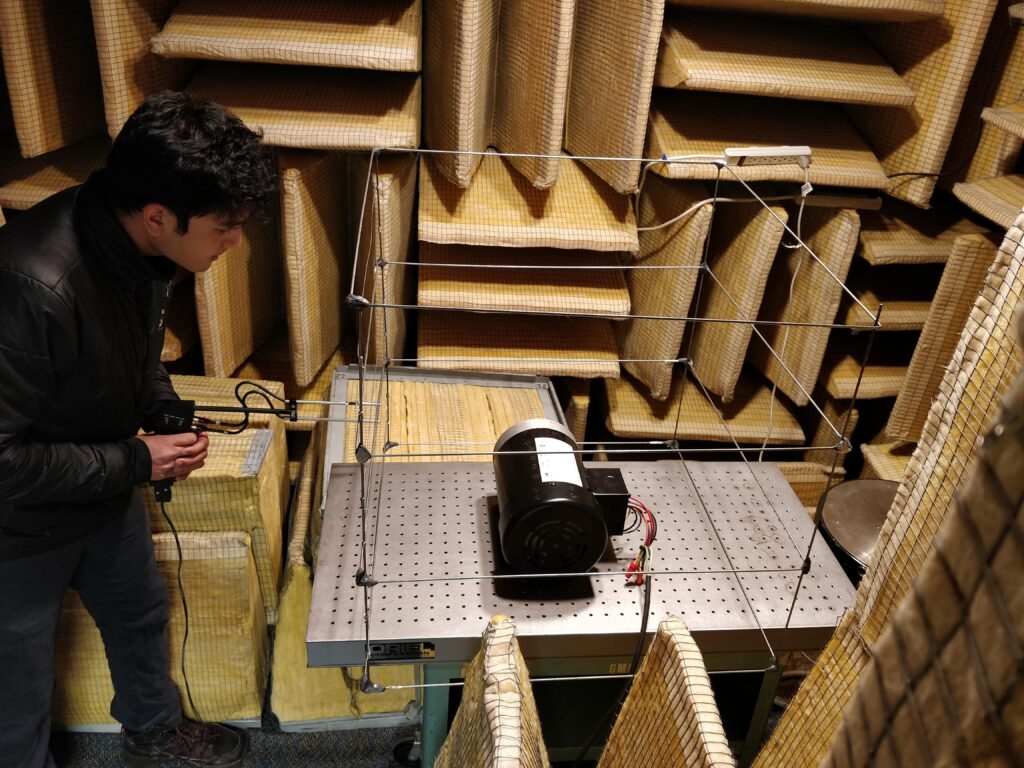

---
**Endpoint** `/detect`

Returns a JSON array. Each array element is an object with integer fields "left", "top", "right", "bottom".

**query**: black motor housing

[{"left": 493, "top": 419, "right": 608, "bottom": 574}]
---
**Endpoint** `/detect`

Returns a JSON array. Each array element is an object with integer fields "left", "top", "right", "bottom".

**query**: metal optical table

[{"left": 308, "top": 460, "right": 856, "bottom": 766}]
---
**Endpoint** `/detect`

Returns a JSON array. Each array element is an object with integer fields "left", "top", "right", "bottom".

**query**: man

[{"left": 0, "top": 91, "right": 276, "bottom": 767}]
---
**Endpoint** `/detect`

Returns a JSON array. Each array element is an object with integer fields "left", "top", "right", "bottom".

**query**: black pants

[{"left": 0, "top": 491, "right": 181, "bottom": 768}]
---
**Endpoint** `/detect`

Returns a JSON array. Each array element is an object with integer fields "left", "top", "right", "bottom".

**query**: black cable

[
  {"left": 195, "top": 411, "right": 247, "bottom": 435},
  {"left": 571, "top": 574, "right": 653, "bottom": 767},
  {"left": 622, "top": 506, "right": 642, "bottom": 534},
  {"left": 234, "top": 379, "right": 284, "bottom": 403},
  {"left": 198, "top": 381, "right": 297, "bottom": 434},
  {"left": 886, "top": 161, "right": 978, "bottom": 181},
  {"left": 190, "top": 414, "right": 243, "bottom": 435},
  {"left": 175, "top": 380, "right": 306, "bottom": 435},
  {"left": 159, "top": 501, "right": 202, "bottom": 722},
  {"left": 236, "top": 381, "right": 288, "bottom": 414},
  {"left": 885, "top": 170, "right": 944, "bottom": 180}
]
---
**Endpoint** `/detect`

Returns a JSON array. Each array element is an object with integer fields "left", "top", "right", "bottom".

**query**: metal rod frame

[{"left": 342, "top": 147, "right": 881, "bottom": 693}]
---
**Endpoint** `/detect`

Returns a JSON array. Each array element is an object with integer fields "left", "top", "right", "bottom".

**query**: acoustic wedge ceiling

[
  {"left": 152, "top": 0, "right": 421, "bottom": 71},
  {"left": 418, "top": 152, "right": 638, "bottom": 253},
  {"left": 981, "top": 100, "right": 1024, "bottom": 140},
  {"left": 186, "top": 63, "right": 420, "bottom": 150},
  {"left": 954, "top": 174, "right": 1024, "bottom": 229},
  {"left": 617, "top": 176, "right": 711, "bottom": 402},
  {"left": 278, "top": 150, "right": 347, "bottom": 388},
  {"left": 688, "top": 201, "right": 788, "bottom": 403},
  {"left": 647, "top": 92, "right": 888, "bottom": 189},
  {"left": 90, "top": 0, "right": 194, "bottom": 137},
  {"left": 884, "top": 233, "right": 999, "bottom": 442},
  {"left": 665, "top": 0, "right": 944, "bottom": 22},
  {"left": 657, "top": 10, "right": 916, "bottom": 107},
  {"left": 858, "top": 198, "right": 989, "bottom": 266},
  {"left": 819, "top": 340, "right": 913, "bottom": 400},
  {"left": 418, "top": 311, "right": 620, "bottom": 379},
  {"left": 750, "top": 207, "right": 860, "bottom": 408},
  {"left": 0, "top": 0, "right": 105, "bottom": 156},
  {"left": 564, "top": 0, "right": 663, "bottom": 194},
  {"left": 847, "top": 0, "right": 999, "bottom": 206},
  {"left": 604, "top": 373, "right": 804, "bottom": 445},
  {"left": 417, "top": 244, "right": 630, "bottom": 317},
  {"left": 0, "top": 135, "right": 107, "bottom": 210}
]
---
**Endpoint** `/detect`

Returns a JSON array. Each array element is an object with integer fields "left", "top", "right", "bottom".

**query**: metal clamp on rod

[
  {"left": 355, "top": 569, "right": 378, "bottom": 587},
  {"left": 345, "top": 293, "right": 370, "bottom": 312}
]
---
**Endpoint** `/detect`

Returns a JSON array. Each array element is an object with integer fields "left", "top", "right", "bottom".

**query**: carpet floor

[{"left": 50, "top": 725, "right": 420, "bottom": 767}]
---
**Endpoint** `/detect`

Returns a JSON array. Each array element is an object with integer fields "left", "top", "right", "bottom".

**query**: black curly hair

[{"left": 103, "top": 90, "right": 276, "bottom": 233}]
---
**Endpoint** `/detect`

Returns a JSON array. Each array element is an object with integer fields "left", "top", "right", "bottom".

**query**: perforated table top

[{"left": 307, "top": 461, "right": 856, "bottom": 666}]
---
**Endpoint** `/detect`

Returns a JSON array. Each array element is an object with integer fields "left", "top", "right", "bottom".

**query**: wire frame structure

[{"left": 338, "top": 147, "right": 883, "bottom": 697}]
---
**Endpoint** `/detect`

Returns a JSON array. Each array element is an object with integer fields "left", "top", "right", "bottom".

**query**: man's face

[{"left": 160, "top": 212, "right": 247, "bottom": 273}]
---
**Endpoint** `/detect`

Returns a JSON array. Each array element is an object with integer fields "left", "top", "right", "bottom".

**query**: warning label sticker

[{"left": 535, "top": 437, "right": 582, "bottom": 487}]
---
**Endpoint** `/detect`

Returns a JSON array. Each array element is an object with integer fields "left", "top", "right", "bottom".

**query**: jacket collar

[{"left": 73, "top": 170, "right": 178, "bottom": 285}]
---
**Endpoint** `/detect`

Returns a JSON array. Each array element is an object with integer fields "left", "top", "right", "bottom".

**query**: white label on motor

[{"left": 535, "top": 437, "right": 582, "bottom": 487}]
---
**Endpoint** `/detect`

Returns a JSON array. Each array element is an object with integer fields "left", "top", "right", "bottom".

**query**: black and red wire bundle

[{"left": 625, "top": 496, "right": 656, "bottom": 585}]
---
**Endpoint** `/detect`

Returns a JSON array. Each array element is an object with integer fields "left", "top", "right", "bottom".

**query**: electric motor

[{"left": 492, "top": 419, "right": 608, "bottom": 574}]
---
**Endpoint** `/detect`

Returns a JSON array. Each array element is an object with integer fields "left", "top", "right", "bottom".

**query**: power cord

[
  {"left": 571, "top": 575, "right": 652, "bottom": 767},
  {"left": 636, "top": 192, "right": 805, "bottom": 233},
  {"left": 572, "top": 497, "right": 657, "bottom": 766},
  {"left": 148, "top": 383, "right": 293, "bottom": 721},
  {"left": 760, "top": 162, "right": 811, "bottom": 460},
  {"left": 159, "top": 500, "right": 203, "bottom": 723}
]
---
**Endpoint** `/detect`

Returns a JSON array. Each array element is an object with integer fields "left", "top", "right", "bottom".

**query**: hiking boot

[{"left": 121, "top": 719, "right": 249, "bottom": 766}]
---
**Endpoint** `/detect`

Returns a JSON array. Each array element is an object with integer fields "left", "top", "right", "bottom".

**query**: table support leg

[
  {"left": 738, "top": 665, "right": 782, "bottom": 767},
  {"left": 420, "top": 663, "right": 461, "bottom": 768}
]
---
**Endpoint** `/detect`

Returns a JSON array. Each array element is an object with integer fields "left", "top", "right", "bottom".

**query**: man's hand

[{"left": 137, "top": 431, "right": 209, "bottom": 481}]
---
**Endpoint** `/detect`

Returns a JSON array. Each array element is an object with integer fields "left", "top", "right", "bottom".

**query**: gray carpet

[{"left": 50, "top": 725, "right": 419, "bottom": 767}]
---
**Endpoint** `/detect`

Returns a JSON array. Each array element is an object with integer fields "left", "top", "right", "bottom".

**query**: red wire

[{"left": 628, "top": 498, "right": 656, "bottom": 547}]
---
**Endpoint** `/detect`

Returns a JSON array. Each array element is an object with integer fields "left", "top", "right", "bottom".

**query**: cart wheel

[{"left": 393, "top": 738, "right": 420, "bottom": 767}]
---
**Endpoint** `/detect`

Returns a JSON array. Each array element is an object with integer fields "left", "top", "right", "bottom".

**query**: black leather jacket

[{"left": 0, "top": 171, "right": 178, "bottom": 560}]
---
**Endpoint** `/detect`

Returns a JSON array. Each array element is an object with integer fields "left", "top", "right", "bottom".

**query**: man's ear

[{"left": 140, "top": 203, "right": 173, "bottom": 238}]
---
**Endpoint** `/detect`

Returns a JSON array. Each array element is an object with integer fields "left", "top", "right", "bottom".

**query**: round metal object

[
  {"left": 494, "top": 418, "right": 576, "bottom": 452},
  {"left": 819, "top": 479, "right": 897, "bottom": 582},
  {"left": 493, "top": 419, "right": 607, "bottom": 574}
]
